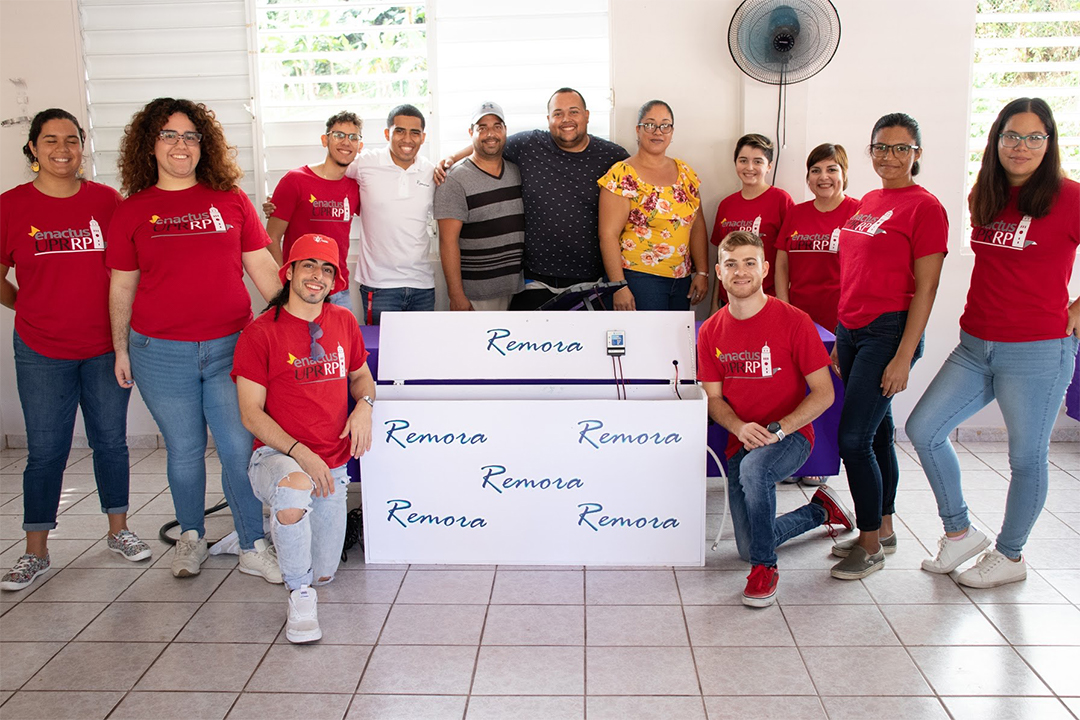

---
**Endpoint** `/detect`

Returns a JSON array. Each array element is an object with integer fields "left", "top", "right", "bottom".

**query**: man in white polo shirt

[{"left": 347, "top": 104, "right": 437, "bottom": 325}]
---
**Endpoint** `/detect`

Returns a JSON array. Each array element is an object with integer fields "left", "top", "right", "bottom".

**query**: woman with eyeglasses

[
  {"left": 907, "top": 98, "right": 1078, "bottom": 588},
  {"left": 1, "top": 109, "right": 151, "bottom": 592},
  {"left": 828, "top": 112, "right": 948, "bottom": 580},
  {"left": 599, "top": 100, "right": 707, "bottom": 311},
  {"left": 709, "top": 133, "right": 794, "bottom": 311},
  {"left": 773, "top": 143, "right": 860, "bottom": 487},
  {"left": 107, "top": 98, "right": 283, "bottom": 582}
]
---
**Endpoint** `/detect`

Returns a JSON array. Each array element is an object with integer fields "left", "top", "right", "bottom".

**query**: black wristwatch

[{"left": 767, "top": 422, "right": 785, "bottom": 441}]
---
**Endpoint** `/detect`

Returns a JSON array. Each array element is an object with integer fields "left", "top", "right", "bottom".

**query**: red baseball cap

[{"left": 279, "top": 233, "right": 348, "bottom": 296}]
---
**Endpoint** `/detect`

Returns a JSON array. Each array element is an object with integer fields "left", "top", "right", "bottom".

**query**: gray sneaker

[
  {"left": 108, "top": 529, "right": 152, "bottom": 562},
  {"left": 171, "top": 529, "right": 208, "bottom": 578},
  {"left": 0, "top": 553, "right": 50, "bottom": 592},
  {"left": 832, "top": 532, "right": 897, "bottom": 558},
  {"left": 830, "top": 544, "right": 885, "bottom": 580}
]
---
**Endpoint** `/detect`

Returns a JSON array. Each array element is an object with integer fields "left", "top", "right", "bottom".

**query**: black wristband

[{"left": 286, "top": 440, "right": 299, "bottom": 457}]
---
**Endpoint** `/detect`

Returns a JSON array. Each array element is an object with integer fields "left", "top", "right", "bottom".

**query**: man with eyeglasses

[
  {"left": 345, "top": 104, "right": 438, "bottom": 325},
  {"left": 232, "top": 232, "right": 375, "bottom": 643},
  {"left": 439, "top": 88, "right": 629, "bottom": 309},
  {"left": 265, "top": 112, "right": 362, "bottom": 311}
]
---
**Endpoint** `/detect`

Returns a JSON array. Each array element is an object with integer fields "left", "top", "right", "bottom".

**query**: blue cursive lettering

[
  {"left": 576, "top": 503, "right": 680, "bottom": 531},
  {"left": 480, "top": 464, "right": 585, "bottom": 494},
  {"left": 386, "top": 499, "right": 488, "bottom": 529},
  {"left": 486, "top": 328, "right": 584, "bottom": 357},
  {"left": 576, "top": 420, "right": 682, "bottom": 449},
  {"left": 384, "top": 419, "right": 488, "bottom": 449}
]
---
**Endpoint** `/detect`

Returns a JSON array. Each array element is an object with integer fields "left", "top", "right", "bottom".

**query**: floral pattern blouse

[{"left": 598, "top": 158, "right": 701, "bottom": 279}]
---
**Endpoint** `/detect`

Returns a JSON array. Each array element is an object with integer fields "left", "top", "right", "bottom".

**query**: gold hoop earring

[
  {"left": 31, "top": 160, "right": 40, "bottom": 172},
  {"left": 77, "top": 165, "right": 86, "bottom": 178}
]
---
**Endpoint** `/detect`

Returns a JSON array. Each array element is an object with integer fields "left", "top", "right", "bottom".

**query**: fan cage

[{"left": 729, "top": 0, "right": 841, "bottom": 85}]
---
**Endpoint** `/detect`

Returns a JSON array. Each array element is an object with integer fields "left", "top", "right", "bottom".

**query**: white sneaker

[
  {"left": 957, "top": 549, "right": 1027, "bottom": 589},
  {"left": 171, "top": 529, "right": 208, "bottom": 578},
  {"left": 238, "top": 538, "right": 283, "bottom": 584},
  {"left": 921, "top": 527, "right": 991, "bottom": 574},
  {"left": 286, "top": 585, "right": 322, "bottom": 643}
]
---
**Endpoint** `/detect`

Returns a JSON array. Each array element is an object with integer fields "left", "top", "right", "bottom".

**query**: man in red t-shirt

[
  {"left": 698, "top": 231, "right": 854, "bottom": 608},
  {"left": 233, "top": 233, "right": 374, "bottom": 643},
  {"left": 266, "top": 112, "right": 362, "bottom": 312}
]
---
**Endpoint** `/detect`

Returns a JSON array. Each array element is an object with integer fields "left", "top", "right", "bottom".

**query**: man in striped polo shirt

[{"left": 434, "top": 101, "right": 526, "bottom": 311}]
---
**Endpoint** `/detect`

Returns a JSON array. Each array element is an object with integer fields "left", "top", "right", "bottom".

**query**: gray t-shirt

[
  {"left": 504, "top": 129, "right": 629, "bottom": 280},
  {"left": 434, "top": 159, "right": 526, "bottom": 301}
]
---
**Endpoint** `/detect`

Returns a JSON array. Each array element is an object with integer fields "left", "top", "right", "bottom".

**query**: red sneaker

[
  {"left": 811, "top": 486, "right": 855, "bottom": 532},
  {"left": 743, "top": 564, "right": 779, "bottom": 607}
]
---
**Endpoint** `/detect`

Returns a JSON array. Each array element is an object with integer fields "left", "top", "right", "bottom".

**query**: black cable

[
  {"left": 611, "top": 355, "right": 620, "bottom": 399},
  {"left": 158, "top": 500, "right": 231, "bottom": 546},
  {"left": 773, "top": 66, "right": 784, "bottom": 186},
  {"left": 616, "top": 356, "right": 626, "bottom": 399},
  {"left": 672, "top": 360, "right": 682, "bottom": 399}
]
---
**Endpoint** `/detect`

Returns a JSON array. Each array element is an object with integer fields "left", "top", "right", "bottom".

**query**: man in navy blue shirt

[{"left": 439, "top": 88, "right": 628, "bottom": 309}]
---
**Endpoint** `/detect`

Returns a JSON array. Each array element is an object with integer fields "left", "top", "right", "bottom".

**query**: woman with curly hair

[
  {"left": 107, "top": 98, "right": 282, "bottom": 581},
  {"left": 1, "top": 109, "right": 150, "bottom": 592},
  {"left": 908, "top": 98, "right": 1079, "bottom": 588},
  {"left": 598, "top": 100, "right": 708, "bottom": 311}
]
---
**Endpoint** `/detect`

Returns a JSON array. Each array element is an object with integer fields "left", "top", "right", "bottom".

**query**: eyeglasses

[
  {"left": 637, "top": 122, "right": 674, "bottom": 135},
  {"left": 869, "top": 143, "right": 919, "bottom": 159},
  {"left": 308, "top": 321, "right": 326, "bottom": 362},
  {"left": 158, "top": 130, "right": 202, "bottom": 145},
  {"left": 327, "top": 131, "right": 361, "bottom": 143},
  {"left": 999, "top": 132, "right": 1049, "bottom": 150}
]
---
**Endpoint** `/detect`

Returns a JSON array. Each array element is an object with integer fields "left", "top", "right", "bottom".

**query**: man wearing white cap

[
  {"left": 232, "top": 233, "right": 375, "bottom": 643},
  {"left": 434, "top": 101, "right": 526, "bottom": 311}
]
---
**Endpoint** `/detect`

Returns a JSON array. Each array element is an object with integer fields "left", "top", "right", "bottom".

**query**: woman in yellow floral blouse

[{"left": 599, "top": 100, "right": 708, "bottom": 311}]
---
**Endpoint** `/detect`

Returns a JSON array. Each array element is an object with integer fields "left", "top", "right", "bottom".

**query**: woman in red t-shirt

[
  {"left": 1, "top": 109, "right": 151, "bottom": 592},
  {"left": 907, "top": 98, "right": 1079, "bottom": 589},
  {"left": 107, "top": 98, "right": 282, "bottom": 582},
  {"left": 774, "top": 143, "right": 860, "bottom": 487},
  {"left": 775, "top": 143, "right": 860, "bottom": 333},
  {"left": 829, "top": 113, "right": 948, "bottom": 581},
  {"left": 709, "top": 134, "right": 794, "bottom": 310}
]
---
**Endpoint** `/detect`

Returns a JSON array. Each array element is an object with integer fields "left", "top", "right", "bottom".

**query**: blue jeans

[
  {"left": 128, "top": 329, "right": 265, "bottom": 550},
  {"left": 326, "top": 289, "right": 352, "bottom": 312},
  {"left": 727, "top": 433, "right": 826, "bottom": 567},
  {"left": 359, "top": 284, "right": 435, "bottom": 325},
  {"left": 248, "top": 446, "right": 348, "bottom": 590},
  {"left": 906, "top": 331, "right": 1079, "bottom": 559},
  {"left": 623, "top": 270, "right": 691, "bottom": 311},
  {"left": 835, "top": 311, "right": 923, "bottom": 532},
  {"left": 13, "top": 331, "right": 131, "bottom": 531}
]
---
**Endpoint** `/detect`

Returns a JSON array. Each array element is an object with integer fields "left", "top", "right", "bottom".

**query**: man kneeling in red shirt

[
  {"left": 232, "top": 233, "right": 375, "bottom": 641},
  {"left": 698, "top": 231, "right": 854, "bottom": 607}
]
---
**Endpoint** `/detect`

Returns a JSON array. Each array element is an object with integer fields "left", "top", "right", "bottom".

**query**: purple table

[
  {"left": 700, "top": 322, "right": 843, "bottom": 478},
  {"left": 1067, "top": 350, "right": 1080, "bottom": 422}
]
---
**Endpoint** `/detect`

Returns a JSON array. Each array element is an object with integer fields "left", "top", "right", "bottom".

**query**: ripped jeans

[{"left": 248, "top": 445, "right": 349, "bottom": 590}]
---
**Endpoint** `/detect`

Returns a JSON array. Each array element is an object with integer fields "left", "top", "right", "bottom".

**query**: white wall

[
  {"left": 611, "top": 0, "right": 1076, "bottom": 439},
  {"left": 1, "top": 0, "right": 1075, "bottom": 446}
]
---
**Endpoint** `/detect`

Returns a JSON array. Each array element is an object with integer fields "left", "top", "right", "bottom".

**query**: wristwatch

[
  {"left": 361, "top": 395, "right": 374, "bottom": 408},
  {"left": 767, "top": 422, "right": 785, "bottom": 441}
]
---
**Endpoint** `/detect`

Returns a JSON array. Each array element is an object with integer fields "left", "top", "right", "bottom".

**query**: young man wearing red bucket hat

[{"left": 232, "top": 233, "right": 375, "bottom": 642}]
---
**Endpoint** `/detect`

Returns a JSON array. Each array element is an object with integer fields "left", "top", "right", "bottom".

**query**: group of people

[
  {"left": 699, "top": 99, "right": 1078, "bottom": 606},
  {"left": 0, "top": 88, "right": 1076, "bottom": 635}
]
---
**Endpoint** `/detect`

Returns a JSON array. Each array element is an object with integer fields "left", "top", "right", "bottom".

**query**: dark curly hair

[
  {"left": 23, "top": 108, "right": 85, "bottom": 165},
  {"left": 117, "top": 98, "right": 242, "bottom": 196}
]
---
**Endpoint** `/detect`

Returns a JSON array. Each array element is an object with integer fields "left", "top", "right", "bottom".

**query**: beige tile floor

[{"left": 0, "top": 441, "right": 1078, "bottom": 719}]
